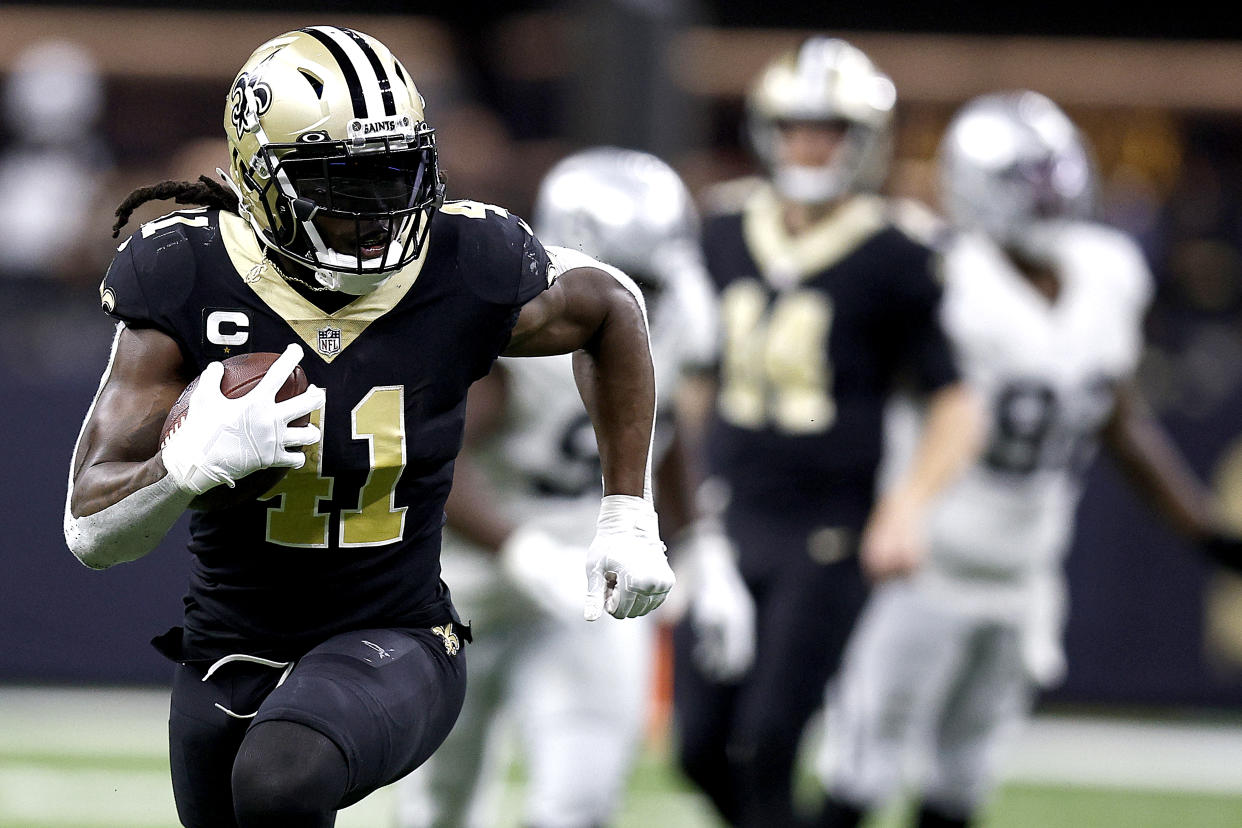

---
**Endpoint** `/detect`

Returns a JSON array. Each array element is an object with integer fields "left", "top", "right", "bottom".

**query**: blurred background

[{"left": 4, "top": 2, "right": 1242, "bottom": 825}]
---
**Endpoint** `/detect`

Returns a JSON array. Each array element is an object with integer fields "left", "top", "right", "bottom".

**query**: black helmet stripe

[
  {"left": 301, "top": 26, "right": 368, "bottom": 119},
  {"left": 340, "top": 28, "right": 397, "bottom": 116}
]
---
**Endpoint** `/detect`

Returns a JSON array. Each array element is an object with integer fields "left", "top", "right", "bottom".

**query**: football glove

[
  {"left": 162, "top": 344, "right": 324, "bottom": 495},
  {"left": 585, "top": 495, "right": 675, "bottom": 621},
  {"left": 499, "top": 523, "right": 586, "bottom": 623},
  {"left": 681, "top": 523, "right": 755, "bottom": 682}
]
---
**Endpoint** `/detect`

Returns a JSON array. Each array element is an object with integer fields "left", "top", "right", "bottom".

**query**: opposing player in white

[
  {"left": 397, "top": 148, "right": 754, "bottom": 828},
  {"left": 813, "top": 91, "right": 1242, "bottom": 828}
]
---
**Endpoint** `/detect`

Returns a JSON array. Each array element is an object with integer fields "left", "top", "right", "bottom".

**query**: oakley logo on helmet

[{"left": 229, "top": 73, "right": 273, "bottom": 135}]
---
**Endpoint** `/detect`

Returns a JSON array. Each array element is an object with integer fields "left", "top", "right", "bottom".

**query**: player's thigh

[
  {"left": 733, "top": 546, "right": 869, "bottom": 747},
  {"left": 834, "top": 582, "right": 973, "bottom": 744},
  {"left": 252, "top": 626, "right": 467, "bottom": 806},
  {"left": 516, "top": 620, "right": 656, "bottom": 825},
  {"left": 515, "top": 618, "right": 654, "bottom": 762},
  {"left": 824, "top": 583, "right": 973, "bottom": 797}
]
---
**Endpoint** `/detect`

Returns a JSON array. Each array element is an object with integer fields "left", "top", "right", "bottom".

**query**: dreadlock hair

[{"left": 112, "top": 175, "right": 240, "bottom": 238}]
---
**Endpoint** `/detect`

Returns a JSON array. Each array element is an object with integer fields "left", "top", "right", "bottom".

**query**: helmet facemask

[{"left": 245, "top": 127, "right": 443, "bottom": 294}]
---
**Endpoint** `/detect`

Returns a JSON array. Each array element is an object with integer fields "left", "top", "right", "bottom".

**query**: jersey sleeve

[
  {"left": 891, "top": 240, "right": 961, "bottom": 393},
  {"left": 97, "top": 216, "right": 204, "bottom": 356},
  {"left": 98, "top": 235, "right": 155, "bottom": 326},
  {"left": 449, "top": 201, "right": 554, "bottom": 307},
  {"left": 516, "top": 229, "right": 553, "bottom": 305}
]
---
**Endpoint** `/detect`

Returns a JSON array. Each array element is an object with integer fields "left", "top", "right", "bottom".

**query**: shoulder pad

[
  {"left": 101, "top": 209, "right": 211, "bottom": 325},
  {"left": 888, "top": 197, "right": 951, "bottom": 248},
  {"left": 440, "top": 200, "right": 553, "bottom": 305}
]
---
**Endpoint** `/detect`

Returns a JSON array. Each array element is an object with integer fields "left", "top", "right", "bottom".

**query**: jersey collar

[
  {"left": 743, "top": 186, "right": 887, "bottom": 288},
  {"left": 219, "top": 212, "right": 428, "bottom": 363}
]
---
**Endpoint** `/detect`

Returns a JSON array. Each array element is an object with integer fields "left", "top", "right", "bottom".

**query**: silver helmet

[
  {"left": 533, "top": 146, "right": 700, "bottom": 301},
  {"left": 938, "top": 90, "right": 1094, "bottom": 247},
  {"left": 746, "top": 37, "right": 896, "bottom": 204}
]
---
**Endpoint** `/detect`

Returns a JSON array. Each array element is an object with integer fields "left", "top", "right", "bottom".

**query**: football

[{"left": 160, "top": 351, "right": 311, "bottom": 511}]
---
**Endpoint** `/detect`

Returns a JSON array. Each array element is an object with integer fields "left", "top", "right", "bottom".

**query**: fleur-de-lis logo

[
  {"left": 431, "top": 624, "right": 460, "bottom": 656},
  {"left": 230, "top": 72, "right": 273, "bottom": 135}
]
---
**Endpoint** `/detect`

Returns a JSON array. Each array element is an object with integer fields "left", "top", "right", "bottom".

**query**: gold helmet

[
  {"left": 224, "top": 26, "right": 444, "bottom": 294},
  {"left": 746, "top": 37, "right": 896, "bottom": 204}
]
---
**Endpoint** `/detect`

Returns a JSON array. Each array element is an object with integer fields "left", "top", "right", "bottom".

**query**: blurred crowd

[{"left": 5, "top": 29, "right": 1242, "bottom": 427}]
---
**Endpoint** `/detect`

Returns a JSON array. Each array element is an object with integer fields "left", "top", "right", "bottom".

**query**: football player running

[
  {"left": 673, "top": 37, "right": 985, "bottom": 828},
  {"left": 813, "top": 91, "right": 1242, "bottom": 828},
  {"left": 395, "top": 147, "right": 754, "bottom": 828},
  {"left": 63, "top": 27, "right": 674, "bottom": 828}
]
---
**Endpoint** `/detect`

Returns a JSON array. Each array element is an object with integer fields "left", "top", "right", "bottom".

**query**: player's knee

[{"left": 231, "top": 721, "right": 347, "bottom": 827}]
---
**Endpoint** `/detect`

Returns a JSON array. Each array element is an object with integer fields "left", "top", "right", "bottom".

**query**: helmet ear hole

[{"left": 297, "top": 69, "right": 324, "bottom": 99}]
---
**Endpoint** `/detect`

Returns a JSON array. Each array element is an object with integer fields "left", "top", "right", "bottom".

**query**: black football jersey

[
  {"left": 100, "top": 201, "right": 552, "bottom": 660},
  {"left": 702, "top": 190, "right": 958, "bottom": 528}
]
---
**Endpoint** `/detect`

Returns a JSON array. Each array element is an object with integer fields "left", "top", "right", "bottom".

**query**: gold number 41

[{"left": 262, "top": 386, "right": 408, "bottom": 548}]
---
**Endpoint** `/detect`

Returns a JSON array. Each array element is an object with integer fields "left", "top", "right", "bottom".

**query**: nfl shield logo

[{"left": 317, "top": 326, "right": 342, "bottom": 356}]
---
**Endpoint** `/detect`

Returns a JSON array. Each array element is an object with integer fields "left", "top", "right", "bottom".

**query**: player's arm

[
  {"left": 65, "top": 326, "right": 322, "bottom": 569},
  {"left": 506, "top": 265, "right": 653, "bottom": 498},
  {"left": 506, "top": 264, "right": 674, "bottom": 620},
  {"left": 65, "top": 326, "right": 196, "bottom": 568},
  {"left": 862, "top": 381, "right": 986, "bottom": 580},
  {"left": 862, "top": 242, "right": 988, "bottom": 580},
  {"left": 1100, "top": 379, "right": 1242, "bottom": 570}
]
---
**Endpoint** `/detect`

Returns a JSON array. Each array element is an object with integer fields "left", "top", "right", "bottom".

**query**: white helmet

[
  {"left": 938, "top": 90, "right": 1094, "bottom": 248},
  {"left": 746, "top": 37, "right": 896, "bottom": 204},
  {"left": 224, "top": 26, "right": 444, "bottom": 294},
  {"left": 533, "top": 146, "right": 700, "bottom": 306}
]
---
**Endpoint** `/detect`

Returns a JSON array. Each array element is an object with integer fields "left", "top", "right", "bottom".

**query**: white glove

[
  {"left": 683, "top": 524, "right": 755, "bottom": 682},
  {"left": 584, "top": 495, "right": 675, "bottom": 621},
  {"left": 499, "top": 523, "right": 586, "bottom": 623},
  {"left": 162, "top": 344, "right": 325, "bottom": 495}
]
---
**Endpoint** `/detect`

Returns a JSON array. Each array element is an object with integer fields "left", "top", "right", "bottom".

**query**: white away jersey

[
  {"left": 920, "top": 221, "right": 1152, "bottom": 585},
  {"left": 468, "top": 245, "right": 717, "bottom": 544}
]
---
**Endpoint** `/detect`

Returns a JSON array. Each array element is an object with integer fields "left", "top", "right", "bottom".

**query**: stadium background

[{"left": 2, "top": 2, "right": 1242, "bottom": 824}]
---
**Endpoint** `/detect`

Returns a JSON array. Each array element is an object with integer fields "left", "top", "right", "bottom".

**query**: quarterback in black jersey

[
  {"left": 672, "top": 39, "right": 984, "bottom": 828},
  {"left": 63, "top": 27, "right": 673, "bottom": 828}
]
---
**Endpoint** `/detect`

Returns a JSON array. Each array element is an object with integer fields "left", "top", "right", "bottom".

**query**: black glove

[{"left": 1200, "top": 532, "right": 1242, "bottom": 575}]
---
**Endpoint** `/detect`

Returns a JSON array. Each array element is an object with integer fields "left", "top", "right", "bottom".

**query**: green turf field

[{"left": 3, "top": 687, "right": 1240, "bottom": 828}]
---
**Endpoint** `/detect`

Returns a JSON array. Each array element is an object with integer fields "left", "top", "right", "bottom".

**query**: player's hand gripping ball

[{"left": 161, "top": 351, "right": 312, "bottom": 510}]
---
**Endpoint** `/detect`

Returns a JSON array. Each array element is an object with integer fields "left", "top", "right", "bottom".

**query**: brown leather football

[{"left": 160, "top": 351, "right": 311, "bottom": 511}]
